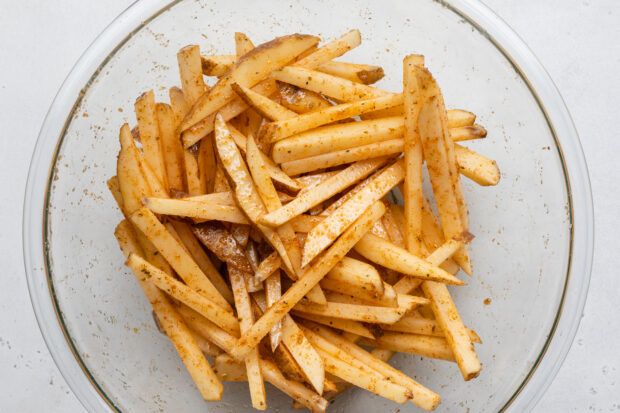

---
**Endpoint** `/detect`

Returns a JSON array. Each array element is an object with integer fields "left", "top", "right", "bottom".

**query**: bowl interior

[{"left": 44, "top": 0, "right": 571, "bottom": 411}]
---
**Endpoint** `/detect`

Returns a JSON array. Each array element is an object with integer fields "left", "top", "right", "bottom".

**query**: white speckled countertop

[{"left": 1, "top": 0, "right": 618, "bottom": 411}]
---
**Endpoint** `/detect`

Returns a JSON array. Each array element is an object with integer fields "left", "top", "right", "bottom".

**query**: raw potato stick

[
  {"left": 292, "top": 312, "right": 376, "bottom": 339},
  {"left": 271, "top": 66, "right": 392, "bottom": 102},
  {"left": 201, "top": 54, "right": 235, "bottom": 76},
  {"left": 135, "top": 90, "right": 168, "bottom": 189},
  {"left": 418, "top": 94, "right": 472, "bottom": 274},
  {"left": 261, "top": 157, "right": 388, "bottom": 227},
  {"left": 181, "top": 79, "right": 278, "bottom": 148},
  {"left": 229, "top": 266, "right": 267, "bottom": 409},
  {"left": 354, "top": 232, "right": 465, "bottom": 285},
  {"left": 380, "top": 313, "right": 482, "bottom": 343},
  {"left": 455, "top": 143, "right": 501, "bottom": 186},
  {"left": 213, "top": 114, "right": 295, "bottom": 274},
  {"left": 281, "top": 139, "right": 404, "bottom": 176},
  {"left": 271, "top": 116, "right": 404, "bottom": 164},
  {"left": 157, "top": 103, "right": 186, "bottom": 192},
  {"left": 229, "top": 201, "right": 385, "bottom": 361},
  {"left": 169, "top": 219, "right": 234, "bottom": 304},
  {"left": 115, "top": 222, "right": 223, "bottom": 401},
  {"left": 359, "top": 332, "right": 455, "bottom": 362},
  {"left": 127, "top": 254, "right": 240, "bottom": 336},
  {"left": 260, "top": 94, "right": 403, "bottom": 142},
  {"left": 450, "top": 124, "right": 487, "bottom": 142},
  {"left": 317, "top": 61, "right": 384, "bottom": 85},
  {"left": 142, "top": 196, "right": 250, "bottom": 224},
  {"left": 130, "top": 207, "right": 233, "bottom": 311},
  {"left": 177, "top": 45, "right": 207, "bottom": 105},
  {"left": 293, "top": 29, "right": 361, "bottom": 69},
  {"left": 305, "top": 321, "right": 441, "bottom": 411},
  {"left": 232, "top": 82, "right": 298, "bottom": 121},
  {"left": 302, "top": 160, "right": 404, "bottom": 266},
  {"left": 402, "top": 56, "right": 425, "bottom": 255},
  {"left": 180, "top": 34, "right": 319, "bottom": 131}
]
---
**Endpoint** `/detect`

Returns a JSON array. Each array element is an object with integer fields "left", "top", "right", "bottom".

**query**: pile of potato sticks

[{"left": 108, "top": 29, "right": 500, "bottom": 412}]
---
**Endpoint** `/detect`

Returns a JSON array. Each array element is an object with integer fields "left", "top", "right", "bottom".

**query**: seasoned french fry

[
  {"left": 292, "top": 312, "right": 375, "bottom": 339},
  {"left": 252, "top": 252, "right": 281, "bottom": 284},
  {"left": 232, "top": 82, "right": 297, "bottom": 121},
  {"left": 304, "top": 321, "right": 441, "bottom": 411},
  {"left": 455, "top": 144, "right": 500, "bottom": 186},
  {"left": 277, "top": 82, "right": 332, "bottom": 114},
  {"left": 176, "top": 191, "right": 236, "bottom": 204},
  {"left": 235, "top": 32, "right": 255, "bottom": 56},
  {"left": 325, "top": 256, "right": 382, "bottom": 293},
  {"left": 261, "top": 359, "right": 328, "bottom": 413},
  {"left": 354, "top": 233, "right": 465, "bottom": 285},
  {"left": 135, "top": 91, "right": 168, "bottom": 189},
  {"left": 419, "top": 94, "right": 471, "bottom": 274},
  {"left": 380, "top": 313, "right": 481, "bottom": 344},
  {"left": 169, "top": 220, "right": 234, "bottom": 304},
  {"left": 261, "top": 94, "right": 403, "bottom": 143},
  {"left": 402, "top": 56, "right": 425, "bottom": 255},
  {"left": 281, "top": 139, "right": 403, "bottom": 176},
  {"left": 142, "top": 196, "right": 250, "bottom": 224},
  {"left": 294, "top": 171, "right": 339, "bottom": 188},
  {"left": 229, "top": 266, "right": 267, "bottom": 409},
  {"left": 293, "top": 29, "right": 361, "bottom": 69},
  {"left": 271, "top": 116, "right": 403, "bottom": 164},
  {"left": 381, "top": 204, "right": 406, "bottom": 248},
  {"left": 169, "top": 87, "right": 189, "bottom": 125},
  {"left": 107, "top": 176, "right": 125, "bottom": 216},
  {"left": 450, "top": 124, "right": 487, "bottom": 142},
  {"left": 178, "top": 45, "right": 208, "bottom": 105},
  {"left": 302, "top": 160, "right": 404, "bottom": 266},
  {"left": 180, "top": 34, "right": 319, "bottom": 131},
  {"left": 293, "top": 294, "right": 423, "bottom": 324},
  {"left": 253, "top": 292, "right": 325, "bottom": 393},
  {"left": 115, "top": 222, "right": 223, "bottom": 401},
  {"left": 127, "top": 254, "right": 239, "bottom": 336},
  {"left": 157, "top": 103, "right": 186, "bottom": 192},
  {"left": 230, "top": 201, "right": 385, "bottom": 361},
  {"left": 130, "top": 207, "right": 233, "bottom": 311},
  {"left": 214, "top": 353, "right": 248, "bottom": 381},
  {"left": 446, "top": 109, "right": 476, "bottom": 128},
  {"left": 184, "top": 324, "right": 224, "bottom": 357},
  {"left": 300, "top": 327, "right": 412, "bottom": 404},
  {"left": 422, "top": 279, "right": 482, "bottom": 379},
  {"left": 279, "top": 314, "right": 324, "bottom": 394},
  {"left": 319, "top": 277, "right": 397, "bottom": 308},
  {"left": 289, "top": 214, "right": 324, "bottom": 233},
  {"left": 116, "top": 125, "right": 175, "bottom": 277},
  {"left": 108, "top": 29, "right": 503, "bottom": 410},
  {"left": 198, "top": 138, "right": 216, "bottom": 193},
  {"left": 261, "top": 158, "right": 388, "bottom": 227},
  {"left": 201, "top": 54, "right": 235, "bottom": 77},
  {"left": 226, "top": 122, "right": 301, "bottom": 194},
  {"left": 265, "top": 271, "right": 283, "bottom": 351},
  {"left": 392, "top": 237, "right": 466, "bottom": 294},
  {"left": 177, "top": 304, "right": 238, "bottom": 353},
  {"left": 214, "top": 115, "right": 294, "bottom": 274},
  {"left": 192, "top": 221, "right": 253, "bottom": 273},
  {"left": 271, "top": 66, "right": 392, "bottom": 102},
  {"left": 181, "top": 79, "right": 278, "bottom": 148},
  {"left": 317, "top": 61, "right": 385, "bottom": 85},
  {"left": 360, "top": 332, "right": 455, "bottom": 362}
]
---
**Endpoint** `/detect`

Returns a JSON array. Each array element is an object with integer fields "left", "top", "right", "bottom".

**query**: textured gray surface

[{"left": 1, "top": 0, "right": 617, "bottom": 411}]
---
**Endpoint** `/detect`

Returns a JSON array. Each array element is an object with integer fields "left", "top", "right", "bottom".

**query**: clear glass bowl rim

[{"left": 22, "top": 0, "right": 594, "bottom": 411}]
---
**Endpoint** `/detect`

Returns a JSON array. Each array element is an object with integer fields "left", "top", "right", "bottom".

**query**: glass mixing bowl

[{"left": 23, "top": 0, "right": 593, "bottom": 411}]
